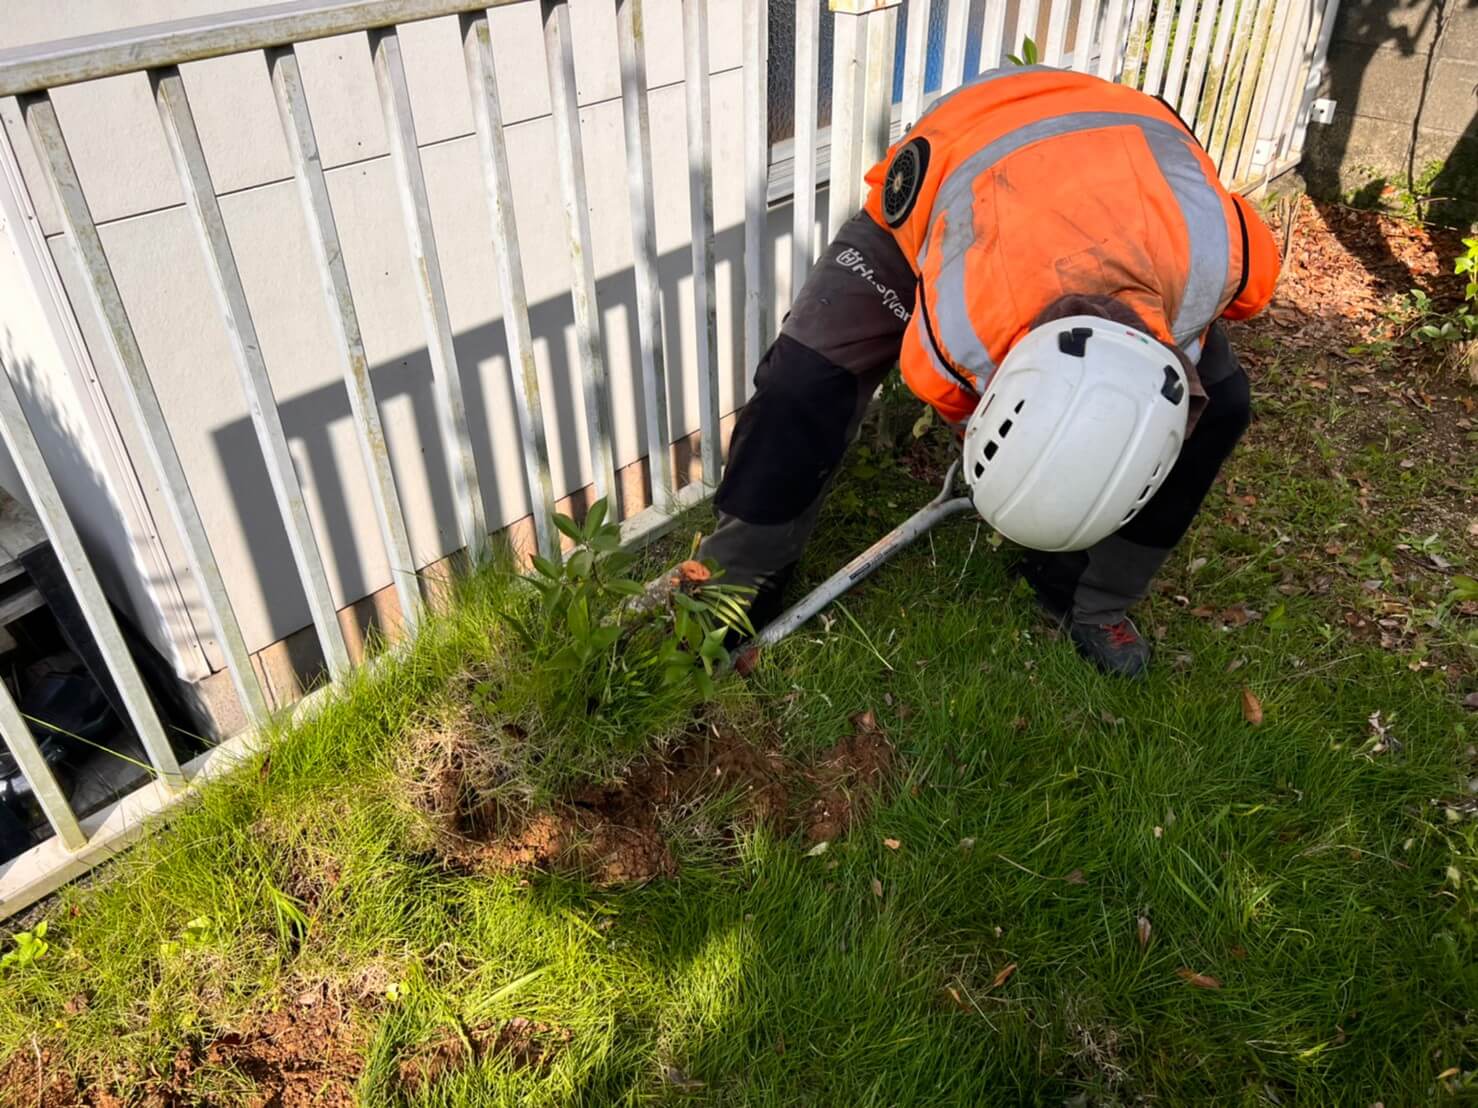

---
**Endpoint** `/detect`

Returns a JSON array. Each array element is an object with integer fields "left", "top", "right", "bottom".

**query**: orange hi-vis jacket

[{"left": 863, "top": 66, "right": 1281, "bottom": 424}]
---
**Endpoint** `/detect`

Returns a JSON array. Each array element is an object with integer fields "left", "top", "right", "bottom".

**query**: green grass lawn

[{"left": 1, "top": 333, "right": 1475, "bottom": 1103}]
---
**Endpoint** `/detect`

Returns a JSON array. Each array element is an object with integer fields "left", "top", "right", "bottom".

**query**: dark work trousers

[{"left": 699, "top": 211, "right": 1253, "bottom": 630}]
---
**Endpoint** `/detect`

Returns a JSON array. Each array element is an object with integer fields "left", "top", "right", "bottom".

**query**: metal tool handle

[{"left": 754, "top": 461, "right": 976, "bottom": 649}]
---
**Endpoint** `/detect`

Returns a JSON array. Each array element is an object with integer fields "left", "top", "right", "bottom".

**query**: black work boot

[{"left": 1068, "top": 617, "right": 1151, "bottom": 679}]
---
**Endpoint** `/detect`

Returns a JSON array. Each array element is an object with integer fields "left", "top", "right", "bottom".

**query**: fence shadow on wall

[{"left": 211, "top": 216, "right": 754, "bottom": 691}]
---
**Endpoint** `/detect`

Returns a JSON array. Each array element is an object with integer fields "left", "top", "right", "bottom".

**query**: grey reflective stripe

[
  {"left": 928, "top": 110, "right": 1233, "bottom": 370},
  {"left": 912, "top": 306, "right": 979, "bottom": 393},
  {"left": 917, "top": 63, "right": 1058, "bottom": 124},
  {"left": 1139, "top": 125, "right": 1230, "bottom": 344}
]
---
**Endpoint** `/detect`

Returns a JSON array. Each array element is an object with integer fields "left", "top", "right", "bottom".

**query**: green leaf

[
  {"left": 590, "top": 625, "right": 622, "bottom": 651},
  {"left": 603, "top": 551, "right": 637, "bottom": 577},
  {"left": 590, "top": 531, "right": 621, "bottom": 553},
  {"left": 673, "top": 592, "right": 702, "bottom": 613},
  {"left": 531, "top": 554, "right": 560, "bottom": 580},
  {"left": 911, "top": 406, "right": 934, "bottom": 439},
  {"left": 1447, "top": 575, "right": 1478, "bottom": 603},
  {"left": 694, "top": 670, "right": 717, "bottom": 700},
  {"left": 585, "top": 498, "right": 608, "bottom": 535},
  {"left": 568, "top": 549, "right": 594, "bottom": 580},
  {"left": 662, "top": 663, "right": 691, "bottom": 687},
  {"left": 699, "top": 627, "right": 728, "bottom": 661},
  {"left": 608, "top": 579, "right": 645, "bottom": 598},
  {"left": 547, "top": 645, "right": 583, "bottom": 672},
  {"left": 675, "top": 609, "right": 691, "bottom": 643},
  {"left": 568, "top": 596, "right": 590, "bottom": 641},
  {"left": 553, "top": 513, "right": 583, "bottom": 542}
]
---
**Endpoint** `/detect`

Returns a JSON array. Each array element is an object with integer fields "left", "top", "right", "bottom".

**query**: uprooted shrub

[{"left": 456, "top": 497, "right": 754, "bottom": 811}]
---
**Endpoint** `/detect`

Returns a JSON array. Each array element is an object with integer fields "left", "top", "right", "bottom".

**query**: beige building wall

[{"left": 0, "top": 0, "right": 781, "bottom": 710}]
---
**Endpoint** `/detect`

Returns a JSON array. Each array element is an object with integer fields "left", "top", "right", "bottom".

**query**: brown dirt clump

[
  {"left": 801, "top": 710, "right": 895, "bottom": 843},
  {"left": 405, "top": 705, "right": 893, "bottom": 882},
  {"left": 398, "top": 1018, "right": 571, "bottom": 1095},
  {"left": 1, "top": 989, "right": 365, "bottom": 1107}
]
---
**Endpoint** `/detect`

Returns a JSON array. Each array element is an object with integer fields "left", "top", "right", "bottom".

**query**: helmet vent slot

[
  {"left": 983, "top": 441, "right": 999, "bottom": 461},
  {"left": 1139, "top": 485, "right": 1152, "bottom": 502},
  {"left": 998, "top": 419, "right": 1013, "bottom": 437},
  {"left": 1150, "top": 463, "right": 1162, "bottom": 479},
  {"left": 1122, "top": 508, "right": 1138, "bottom": 523},
  {"left": 973, "top": 461, "right": 985, "bottom": 478},
  {"left": 1014, "top": 399, "right": 1025, "bottom": 413}
]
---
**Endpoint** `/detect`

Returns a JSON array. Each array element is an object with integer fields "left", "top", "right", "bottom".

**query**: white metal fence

[{"left": 0, "top": 0, "right": 1336, "bottom": 917}]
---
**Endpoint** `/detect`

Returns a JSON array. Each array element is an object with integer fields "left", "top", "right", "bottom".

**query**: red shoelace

[{"left": 1102, "top": 621, "right": 1140, "bottom": 647}]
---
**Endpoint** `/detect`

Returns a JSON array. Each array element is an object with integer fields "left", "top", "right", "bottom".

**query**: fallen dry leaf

[
  {"left": 989, "top": 963, "right": 1018, "bottom": 989},
  {"left": 1175, "top": 968, "right": 1223, "bottom": 989},
  {"left": 1136, "top": 916, "right": 1151, "bottom": 950},
  {"left": 851, "top": 709, "right": 880, "bottom": 733},
  {"left": 1064, "top": 868, "right": 1087, "bottom": 885},
  {"left": 733, "top": 647, "right": 760, "bottom": 677},
  {"left": 1153, "top": 825, "right": 1164, "bottom": 839},
  {"left": 805, "top": 840, "right": 830, "bottom": 857},
  {"left": 943, "top": 984, "right": 971, "bottom": 1011},
  {"left": 959, "top": 837, "right": 976, "bottom": 851},
  {"left": 1226, "top": 657, "right": 1246, "bottom": 673},
  {"left": 1241, "top": 687, "right": 1264, "bottom": 726},
  {"left": 883, "top": 837, "right": 901, "bottom": 851},
  {"left": 870, "top": 877, "right": 884, "bottom": 899},
  {"left": 774, "top": 1035, "right": 786, "bottom": 1056},
  {"left": 1464, "top": 691, "right": 1478, "bottom": 712}
]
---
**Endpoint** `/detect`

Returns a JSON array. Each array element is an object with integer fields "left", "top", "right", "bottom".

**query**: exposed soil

[
  {"left": 2, "top": 989, "right": 365, "bottom": 1107},
  {"left": 407, "top": 707, "right": 895, "bottom": 884},
  {"left": 398, "top": 1018, "right": 571, "bottom": 1096}
]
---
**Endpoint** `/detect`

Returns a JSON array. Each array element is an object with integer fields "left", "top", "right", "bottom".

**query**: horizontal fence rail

[{"left": 0, "top": 0, "right": 1333, "bottom": 916}]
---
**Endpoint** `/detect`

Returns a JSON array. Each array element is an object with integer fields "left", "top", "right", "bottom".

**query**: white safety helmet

[{"left": 962, "top": 315, "right": 1189, "bottom": 552}]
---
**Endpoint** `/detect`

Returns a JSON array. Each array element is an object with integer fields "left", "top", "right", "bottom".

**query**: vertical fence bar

[
  {"left": 1160, "top": 0, "right": 1203, "bottom": 108},
  {"left": 681, "top": 0, "right": 721, "bottom": 487},
  {"left": 1259, "top": 0, "right": 1315, "bottom": 172},
  {"left": 743, "top": 0, "right": 769, "bottom": 377},
  {"left": 980, "top": 0, "right": 1011, "bottom": 73},
  {"left": 151, "top": 67, "right": 351, "bottom": 681},
  {"left": 267, "top": 47, "right": 421, "bottom": 630},
  {"left": 1140, "top": 0, "right": 1178, "bottom": 94},
  {"left": 1193, "top": 0, "right": 1241, "bottom": 141},
  {"left": 828, "top": 9, "right": 864, "bottom": 241},
  {"left": 861, "top": 3, "right": 901, "bottom": 171},
  {"left": 0, "top": 349, "right": 182, "bottom": 786},
  {"left": 616, "top": 0, "right": 675, "bottom": 512},
  {"left": 0, "top": 670, "right": 85, "bottom": 849},
  {"left": 1227, "top": 0, "right": 1286, "bottom": 184},
  {"left": 460, "top": 13, "right": 558, "bottom": 558},
  {"left": 542, "top": 0, "right": 618, "bottom": 509},
  {"left": 1071, "top": 0, "right": 1103, "bottom": 71},
  {"left": 1206, "top": 0, "right": 1261, "bottom": 157},
  {"left": 1181, "top": 0, "right": 1228, "bottom": 123},
  {"left": 1042, "top": 0, "right": 1072, "bottom": 66},
  {"left": 1116, "top": 0, "right": 1156, "bottom": 83},
  {"left": 1284, "top": 0, "right": 1339, "bottom": 165},
  {"left": 902, "top": 0, "right": 932, "bottom": 124},
  {"left": 369, "top": 27, "right": 489, "bottom": 564},
  {"left": 941, "top": 0, "right": 969, "bottom": 90},
  {"left": 1012, "top": 0, "right": 1041, "bottom": 61},
  {"left": 1096, "top": 0, "right": 1131, "bottom": 77},
  {"left": 791, "top": 0, "right": 821, "bottom": 300},
  {"left": 17, "top": 94, "right": 269, "bottom": 726}
]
